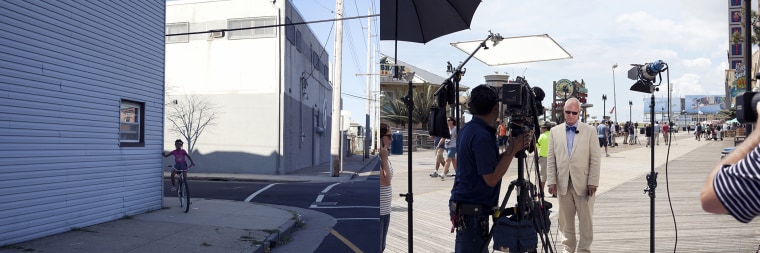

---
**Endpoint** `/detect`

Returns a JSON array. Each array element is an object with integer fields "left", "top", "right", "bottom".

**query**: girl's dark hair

[
  {"left": 380, "top": 123, "right": 390, "bottom": 137},
  {"left": 175, "top": 139, "right": 183, "bottom": 144}
]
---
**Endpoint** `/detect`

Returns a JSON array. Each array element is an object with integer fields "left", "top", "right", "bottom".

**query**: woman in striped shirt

[
  {"left": 701, "top": 103, "right": 760, "bottom": 223},
  {"left": 379, "top": 123, "right": 393, "bottom": 252}
]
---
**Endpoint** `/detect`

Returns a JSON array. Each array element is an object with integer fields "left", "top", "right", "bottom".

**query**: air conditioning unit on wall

[{"left": 209, "top": 30, "right": 225, "bottom": 39}]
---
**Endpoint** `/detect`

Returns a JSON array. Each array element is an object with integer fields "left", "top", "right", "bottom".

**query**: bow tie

[{"left": 566, "top": 125, "right": 576, "bottom": 132}]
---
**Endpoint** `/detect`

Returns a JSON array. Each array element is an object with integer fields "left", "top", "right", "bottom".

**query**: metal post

[
  {"left": 745, "top": 0, "right": 753, "bottom": 136},
  {"left": 602, "top": 94, "right": 607, "bottom": 121},
  {"left": 612, "top": 64, "right": 618, "bottom": 124},
  {"left": 629, "top": 100, "right": 632, "bottom": 125}
]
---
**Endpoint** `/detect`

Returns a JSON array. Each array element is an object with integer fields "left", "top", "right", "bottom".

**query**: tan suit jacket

[{"left": 546, "top": 122, "right": 601, "bottom": 195}]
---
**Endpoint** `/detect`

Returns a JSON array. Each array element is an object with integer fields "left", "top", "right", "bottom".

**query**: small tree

[
  {"left": 166, "top": 95, "right": 220, "bottom": 154},
  {"left": 381, "top": 93, "right": 409, "bottom": 128},
  {"left": 718, "top": 108, "right": 737, "bottom": 120}
]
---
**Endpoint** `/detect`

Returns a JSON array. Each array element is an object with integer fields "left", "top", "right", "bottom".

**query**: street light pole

[
  {"left": 629, "top": 100, "right": 633, "bottom": 124},
  {"left": 602, "top": 94, "right": 607, "bottom": 121},
  {"left": 612, "top": 64, "right": 618, "bottom": 124}
]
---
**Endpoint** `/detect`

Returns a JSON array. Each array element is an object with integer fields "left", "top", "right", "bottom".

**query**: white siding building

[
  {"left": 166, "top": 0, "right": 332, "bottom": 175},
  {"left": 0, "top": 2, "right": 165, "bottom": 245}
]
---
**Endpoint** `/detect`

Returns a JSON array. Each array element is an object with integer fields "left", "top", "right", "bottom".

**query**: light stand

[
  {"left": 484, "top": 114, "right": 554, "bottom": 253},
  {"left": 435, "top": 31, "right": 504, "bottom": 120},
  {"left": 399, "top": 72, "right": 415, "bottom": 252},
  {"left": 644, "top": 89, "right": 657, "bottom": 253},
  {"left": 627, "top": 61, "right": 668, "bottom": 253},
  {"left": 400, "top": 31, "right": 498, "bottom": 252}
]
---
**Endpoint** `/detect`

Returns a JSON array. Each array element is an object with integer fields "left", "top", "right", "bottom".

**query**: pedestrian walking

[
  {"left": 597, "top": 121, "right": 610, "bottom": 157},
  {"left": 429, "top": 136, "right": 446, "bottom": 178},
  {"left": 653, "top": 121, "right": 660, "bottom": 145}
]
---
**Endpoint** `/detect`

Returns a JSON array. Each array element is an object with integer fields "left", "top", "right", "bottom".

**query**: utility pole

[
  {"left": 330, "top": 0, "right": 344, "bottom": 177},
  {"left": 364, "top": 9, "right": 371, "bottom": 160},
  {"left": 374, "top": 44, "right": 380, "bottom": 155}
]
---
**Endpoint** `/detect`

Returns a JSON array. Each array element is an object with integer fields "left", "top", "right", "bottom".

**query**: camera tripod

[{"left": 482, "top": 147, "right": 554, "bottom": 253}]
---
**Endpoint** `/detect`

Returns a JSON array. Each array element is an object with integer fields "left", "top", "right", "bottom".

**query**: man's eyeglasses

[
  {"left": 447, "top": 119, "right": 453, "bottom": 121},
  {"left": 564, "top": 111, "right": 579, "bottom": 115}
]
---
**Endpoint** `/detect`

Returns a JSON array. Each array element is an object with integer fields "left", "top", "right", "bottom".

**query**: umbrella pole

[
  {"left": 390, "top": 0, "right": 415, "bottom": 251},
  {"left": 401, "top": 79, "right": 415, "bottom": 252}
]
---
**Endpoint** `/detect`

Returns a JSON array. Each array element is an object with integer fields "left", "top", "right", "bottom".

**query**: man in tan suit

[{"left": 547, "top": 98, "right": 601, "bottom": 253}]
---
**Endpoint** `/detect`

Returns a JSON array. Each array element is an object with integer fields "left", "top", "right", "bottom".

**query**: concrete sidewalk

[{"left": 0, "top": 154, "right": 378, "bottom": 253}]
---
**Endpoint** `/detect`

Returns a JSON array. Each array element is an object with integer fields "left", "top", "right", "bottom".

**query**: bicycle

[{"left": 168, "top": 165, "right": 192, "bottom": 213}]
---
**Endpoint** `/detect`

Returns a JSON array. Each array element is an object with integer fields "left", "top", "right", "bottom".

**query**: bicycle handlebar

[{"left": 168, "top": 164, "right": 193, "bottom": 171}]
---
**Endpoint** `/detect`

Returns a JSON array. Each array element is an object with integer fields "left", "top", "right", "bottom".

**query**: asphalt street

[{"left": 162, "top": 163, "right": 381, "bottom": 252}]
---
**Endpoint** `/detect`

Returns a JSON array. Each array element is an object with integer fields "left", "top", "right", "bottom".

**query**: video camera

[
  {"left": 736, "top": 73, "right": 760, "bottom": 124},
  {"left": 501, "top": 76, "right": 546, "bottom": 139}
]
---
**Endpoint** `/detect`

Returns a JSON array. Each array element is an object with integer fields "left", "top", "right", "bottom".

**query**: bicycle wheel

[
  {"left": 181, "top": 177, "right": 190, "bottom": 213},
  {"left": 177, "top": 179, "right": 186, "bottom": 208}
]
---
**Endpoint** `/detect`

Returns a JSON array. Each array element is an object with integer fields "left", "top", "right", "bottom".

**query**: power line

[
  {"left": 311, "top": 0, "right": 333, "bottom": 13},
  {"left": 165, "top": 14, "right": 379, "bottom": 37}
]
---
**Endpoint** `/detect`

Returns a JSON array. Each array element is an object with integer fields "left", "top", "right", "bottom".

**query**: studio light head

[{"left": 628, "top": 60, "right": 667, "bottom": 94}]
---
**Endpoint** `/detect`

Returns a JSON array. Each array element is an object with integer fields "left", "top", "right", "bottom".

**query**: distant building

[
  {"left": 166, "top": 0, "right": 332, "bottom": 174},
  {"left": 0, "top": 2, "right": 164, "bottom": 245},
  {"left": 378, "top": 54, "right": 468, "bottom": 127}
]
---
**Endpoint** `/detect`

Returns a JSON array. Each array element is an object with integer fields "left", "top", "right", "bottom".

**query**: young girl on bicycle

[{"left": 163, "top": 139, "right": 195, "bottom": 192}]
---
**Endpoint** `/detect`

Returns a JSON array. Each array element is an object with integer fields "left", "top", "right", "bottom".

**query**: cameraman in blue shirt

[{"left": 448, "top": 85, "right": 532, "bottom": 252}]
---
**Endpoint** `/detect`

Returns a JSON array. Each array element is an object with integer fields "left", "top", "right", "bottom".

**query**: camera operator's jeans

[{"left": 455, "top": 214, "right": 489, "bottom": 253}]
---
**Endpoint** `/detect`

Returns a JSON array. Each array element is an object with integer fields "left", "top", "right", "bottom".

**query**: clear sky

[
  {"left": 290, "top": 0, "right": 380, "bottom": 127},
  {"left": 294, "top": 0, "right": 750, "bottom": 125}
]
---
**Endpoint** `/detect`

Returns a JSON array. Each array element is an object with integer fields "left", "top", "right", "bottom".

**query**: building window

[
  {"left": 229, "top": 17, "right": 276, "bottom": 40},
  {"left": 120, "top": 100, "right": 145, "bottom": 147},
  {"left": 286, "top": 17, "right": 295, "bottom": 45},
  {"left": 312, "top": 50, "right": 319, "bottom": 69},
  {"left": 296, "top": 29, "right": 302, "bottom": 52},
  {"left": 166, "top": 22, "right": 189, "bottom": 43}
]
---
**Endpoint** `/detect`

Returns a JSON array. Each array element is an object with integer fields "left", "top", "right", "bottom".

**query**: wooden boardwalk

[
  {"left": 385, "top": 134, "right": 760, "bottom": 252},
  {"left": 589, "top": 140, "right": 760, "bottom": 252}
]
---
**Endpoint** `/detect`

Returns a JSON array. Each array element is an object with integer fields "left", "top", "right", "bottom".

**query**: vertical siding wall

[
  {"left": 281, "top": 2, "right": 332, "bottom": 173},
  {"left": 0, "top": 1, "right": 165, "bottom": 245}
]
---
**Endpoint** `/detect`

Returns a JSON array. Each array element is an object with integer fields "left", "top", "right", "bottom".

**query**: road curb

[
  {"left": 350, "top": 156, "right": 379, "bottom": 180},
  {"left": 252, "top": 213, "right": 303, "bottom": 253}
]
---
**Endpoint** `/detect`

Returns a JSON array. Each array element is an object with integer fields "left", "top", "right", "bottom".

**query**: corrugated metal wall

[{"left": 0, "top": 1, "right": 165, "bottom": 245}]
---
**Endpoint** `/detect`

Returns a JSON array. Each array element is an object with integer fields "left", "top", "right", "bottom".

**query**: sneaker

[
  {"left": 170, "top": 186, "right": 177, "bottom": 192},
  {"left": 440, "top": 175, "right": 445, "bottom": 181},
  {"left": 605, "top": 153, "right": 610, "bottom": 157},
  {"left": 447, "top": 173, "right": 455, "bottom": 177},
  {"left": 430, "top": 171, "right": 439, "bottom": 177}
]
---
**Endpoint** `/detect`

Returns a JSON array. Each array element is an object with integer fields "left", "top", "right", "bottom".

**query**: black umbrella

[
  {"left": 380, "top": 0, "right": 481, "bottom": 251},
  {"left": 380, "top": 0, "right": 481, "bottom": 44}
]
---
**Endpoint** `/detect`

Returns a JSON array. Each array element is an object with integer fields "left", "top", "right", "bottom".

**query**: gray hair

[{"left": 564, "top": 97, "right": 581, "bottom": 109}]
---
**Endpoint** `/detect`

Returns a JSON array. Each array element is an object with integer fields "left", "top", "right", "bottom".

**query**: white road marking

[
  {"left": 310, "top": 206, "right": 379, "bottom": 209},
  {"left": 335, "top": 218, "right": 380, "bottom": 221},
  {"left": 311, "top": 182, "right": 341, "bottom": 208},
  {"left": 244, "top": 183, "right": 278, "bottom": 202}
]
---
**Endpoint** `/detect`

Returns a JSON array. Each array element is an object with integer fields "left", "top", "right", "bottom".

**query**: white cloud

[{"left": 682, "top": 58, "right": 712, "bottom": 69}]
